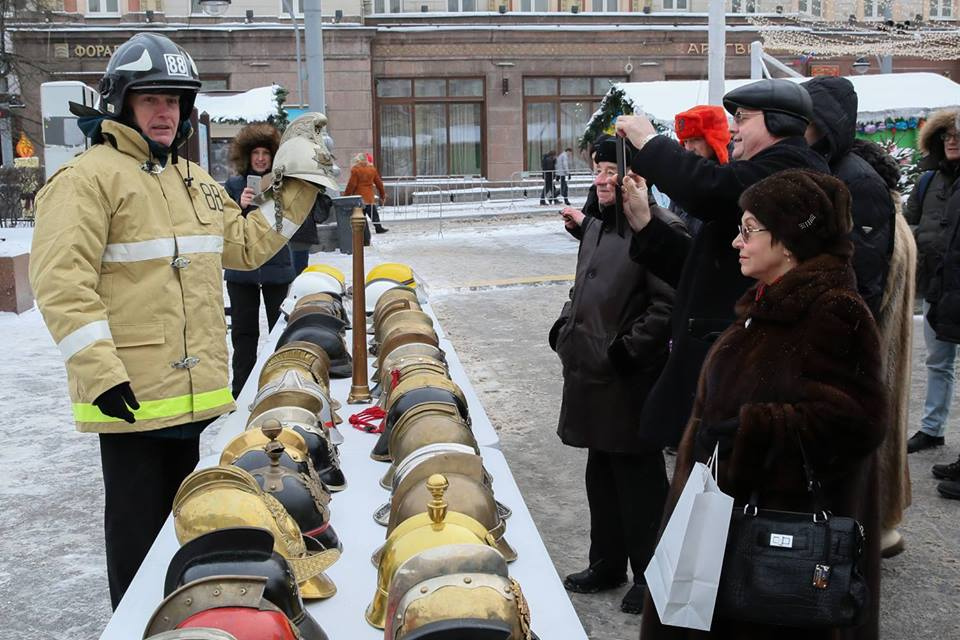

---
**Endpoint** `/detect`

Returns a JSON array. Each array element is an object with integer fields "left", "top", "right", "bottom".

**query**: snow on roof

[
  {"left": 195, "top": 85, "right": 279, "bottom": 123},
  {"left": 604, "top": 72, "right": 960, "bottom": 128}
]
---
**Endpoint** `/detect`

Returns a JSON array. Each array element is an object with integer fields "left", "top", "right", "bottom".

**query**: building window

[
  {"left": 374, "top": 0, "right": 404, "bottom": 12},
  {"left": 376, "top": 77, "right": 485, "bottom": 177},
  {"left": 523, "top": 76, "right": 625, "bottom": 172},
  {"left": 591, "top": 0, "right": 618, "bottom": 10},
  {"left": 661, "top": 0, "right": 688, "bottom": 9},
  {"left": 519, "top": 0, "right": 550, "bottom": 10},
  {"left": 863, "top": 0, "right": 881, "bottom": 18},
  {"left": 278, "top": 0, "right": 305, "bottom": 15},
  {"left": 930, "top": 0, "right": 954, "bottom": 18},
  {"left": 87, "top": 0, "right": 119, "bottom": 14},
  {"left": 797, "top": 0, "right": 822, "bottom": 16},
  {"left": 448, "top": 0, "right": 478, "bottom": 9},
  {"left": 730, "top": 0, "right": 758, "bottom": 12}
]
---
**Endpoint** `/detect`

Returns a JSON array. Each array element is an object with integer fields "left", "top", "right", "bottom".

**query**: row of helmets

[
  {"left": 359, "top": 268, "right": 535, "bottom": 640},
  {"left": 143, "top": 265, "right": 354, "bottom": 640}
]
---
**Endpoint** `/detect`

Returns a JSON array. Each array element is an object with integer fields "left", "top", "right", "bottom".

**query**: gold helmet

[
  {"left": 249, "top": 368, "right": 339, "bottom": 430},
  {"left": 172, "top": 466, "right": 340, "bottom": 599},
  {"left": 373, "top": 310, "right": 434, "bottom": 348},
  {"left": 384, "top": 545, "right": 533, "bottom": 640},
  {"left": 365, "top": 474, "right": 499, "bottom": 629},
  {"left": 373, "top": 342, "right": 446, "bottom": 385},
  {"left": 376, "top": 470, "right": 516, "bottom": 565},
  {"left": 373, "top": 356, "right": 450, "bottom": 403},
  {"left": 377, "top": 324, "right": 440, "bottom": 373},
  {"left": 370, "top": 296, "right": 421, "bottom": 337},
  {"left": 379, "top": 403, "right": 476, "bottom": 489},
  {"left": 259, "top": 341, "right": 332, "bottom": 392},
  {"left": 246, "top": 405, "right": 344, "bottom": 447}
]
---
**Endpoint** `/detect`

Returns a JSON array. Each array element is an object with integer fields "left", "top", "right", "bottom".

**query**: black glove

[
  {"left": 696, "top": 416, "right": 740, "bottom": 458},
  {"left": 93, "top": 382, "right": 140, "bottom": 424}
]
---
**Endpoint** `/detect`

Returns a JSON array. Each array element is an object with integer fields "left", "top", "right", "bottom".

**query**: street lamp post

[
  {"left": 303, "top": 3, "right": 326, "bottom": 113},
  {"left": 282, "top": 0, "right": 306, "bottom": 108}
]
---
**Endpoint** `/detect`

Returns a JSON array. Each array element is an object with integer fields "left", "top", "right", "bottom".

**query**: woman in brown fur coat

[{"left": 640, "top": 169, "right": 888, "bottom": 640}]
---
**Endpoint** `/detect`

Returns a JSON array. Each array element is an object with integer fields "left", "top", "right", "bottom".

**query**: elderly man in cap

[{"left": 614, "top": 79, "right": 829, "bottom": 452}]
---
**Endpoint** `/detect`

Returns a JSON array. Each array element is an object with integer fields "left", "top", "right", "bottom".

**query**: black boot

[
  {"left": 907, "top": 430, "right": 945, "bottom": 453},
  {"left": 375, "top": 226, "right": 389, "bottom": 234},
  {"left": 933, "top": 455, "right": 960, "bottom": 480},
  {"left": 621, "top": 582, "right": 646, "bottom": 614},
  {"left": 563, "top": 564, "right": 627, "bottom": 594}
]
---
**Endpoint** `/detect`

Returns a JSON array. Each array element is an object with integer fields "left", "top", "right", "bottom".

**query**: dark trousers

[
  {"left": 586, "top": 448, "right": 669, "bottom": 583},
  {"left": 540, "top": 172, "right": 556, "bottom": 203},
  {"left": 292, "top": 249, "right": 309, "bottom": 275},
  {"left": 99, "top": 430, "right": 201, "bottom": 609},
  {"left": 227, "top": 280, "right": 289, "bottom": 398},
  {"left": 559, "top": 176, "right": 569, "bottom": 201},
  {"left": 364, "top": 204, "right": 385, "bottom": 231}
]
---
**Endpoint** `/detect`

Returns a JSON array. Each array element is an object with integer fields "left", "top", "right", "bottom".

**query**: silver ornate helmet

[{"left": 274, "top": 113, "right": 340, "bottom": 192}]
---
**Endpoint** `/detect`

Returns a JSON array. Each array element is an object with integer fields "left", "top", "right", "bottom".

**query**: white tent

[
  {"left": 594, "top": 72, "right": 960, "bottom": 129},
  {"left": 194, "top": 85, "right": 280, "bottom": 123}
]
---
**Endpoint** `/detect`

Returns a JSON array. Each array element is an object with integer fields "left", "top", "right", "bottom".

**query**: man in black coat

[
  {"left": 614, "top": 79, "right": 830, "bottom": 449},
  {"left": 802, "top": 75, "right": 894, "bottom": 319},
  {"left": 540, "top": 149, "right": 558, "bottom": 205},
  {"left": 551, "top": 137, "right": 681, "bottom": 614}
]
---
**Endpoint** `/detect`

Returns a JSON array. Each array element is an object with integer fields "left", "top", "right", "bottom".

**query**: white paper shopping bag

[{"left": 644, "top": 448, "right": 733, "bottom": 631}]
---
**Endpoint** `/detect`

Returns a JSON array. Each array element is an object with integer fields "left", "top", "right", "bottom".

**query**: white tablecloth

[{"left": 100, "top": 301, "right": 586, "bottom": 640}]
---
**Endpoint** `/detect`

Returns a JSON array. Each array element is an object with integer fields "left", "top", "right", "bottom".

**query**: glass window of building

[
  {"left": 88, "top": 0, "right": 119, "bottom": 13},
  {"left": 374, "top": 0, "right": 404, "bottom": 12},
  {"left": 661, "top": 0, "right": 688, "bottom": 9},
  {"left": 278, "top": 0, "right": 306, "bottom": 15},
  {"left": 862, "top": 0, "right": 880, "bottom": 18},
  {"left": 376, "top": 77, "right": 485, "bottom": 177},
  {"left": 590, "top": 0, "right": 619, "bottom": 11},
  {"left": 524, "top": 76, "right": 624, "bottom": 172},
  {"left": 448, "top": 0, "right": 479, "bottom": 10},
  {"left": 930, "top": 0, "right": 953, "bottom": 18},
  {"left": 519, "top": 0, "right": 551, "bottom": 10}
]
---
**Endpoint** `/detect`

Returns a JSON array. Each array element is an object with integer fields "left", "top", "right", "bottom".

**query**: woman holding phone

[{"left": 223, "top": 123, "right": 296, "bottom": 398}]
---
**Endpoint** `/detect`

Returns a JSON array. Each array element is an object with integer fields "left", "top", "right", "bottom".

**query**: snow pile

[
  {"left": 194, "top": 85, "right": 280, "bottom": 123},
  {"left": 0, "top": 227, "right": 33, "bottom": 257},
  {"left": 598, "top": 73, "right": 960, "bottom": 130}
]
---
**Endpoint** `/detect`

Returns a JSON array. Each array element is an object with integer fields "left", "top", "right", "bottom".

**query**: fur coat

[
  {"left": 876, "top": 199, "right": 916, "bottom": 529},
  {"left": 640, "top": 250, "right": 888, "bottom": 640}
]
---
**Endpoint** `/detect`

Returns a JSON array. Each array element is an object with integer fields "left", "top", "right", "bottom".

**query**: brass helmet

[
  {"left": 221, "top": 424, "right": 340, "bottom": 553},
  {"left": 377, "top": 324, "right": 440, "bottom": 372},
  {"left": 249, "top": 369, "right": 338, "bottom": 433},
  {"left": 247, "top": 404, "right": 344, "bottom": 447},
  {"left": 163, "top": 528, "right": 329, "bottom": 640},
  {"left": 291, "top": 295, "right": 349, "bottom": 328},
  {"left": 384, "top": 545, "right": 533, "bottom": 640},
  {"left": 365, "top": 474, "right": 499, "bottom": 629},
  {"left": 373, "top": 373, "right": 469, "bottom": 462},
  {"left": 143, "top": 575, "right": 302, "bottom": 640},
  {"left": 379, "top": 404, "right": 477, "bottom": 489},
  {"left": 172, "top": 466, "right": 340, "bottom": 600},
  {"left": 273, "top": 112, "right": 339, "bottom": 192},
  {"left": 236, "top": 419, "right": 345, "bottom": 493},
  {"left": 376, "top": 471, "right": 516, "bottom": 564},
  {"left": 287, "top": 306, "right": 348, "bottom": 334},
  {"left": 373, "top": 356, "right": 451, "bottom": 403},
  {"left": 373, "top": 309, "right": 434, "bottom": 347},
  {"left": 369, "top": 295, "right": 421, "bottom": 336},
  {"left": 373, "top": 284, "right": 419, "bottom": 316},
  {"left": 259, "top": 341, "right": 332, "bottom": 393},
  {"left": 373, "top": 342, "right": 446, "bottom": 385}
]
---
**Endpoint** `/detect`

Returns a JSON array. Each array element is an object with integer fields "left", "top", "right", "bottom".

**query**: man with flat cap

[{"left": 614, "top": 79, "right": 829, "bottom": 454}]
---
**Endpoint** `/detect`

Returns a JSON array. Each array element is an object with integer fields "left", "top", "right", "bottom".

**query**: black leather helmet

[
  {"left": 99, "top": 33, "right": 201, "bottom": 125},
  {"left": 371, "top": 387, "right": 471, "bottom": 461},
  {"left": 723, "top": 79, "right": 813, "bottom": 137},
  {"left": 163, "top": 528, "right": 329, "bottom": 640},
  {"left": 278, "top": 316, "right": 352, "bottom": 378}
]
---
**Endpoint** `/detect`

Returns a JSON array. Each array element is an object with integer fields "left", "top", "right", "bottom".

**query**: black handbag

[{"left": 716, "top": 438, "right": 869, "bottom": 629}]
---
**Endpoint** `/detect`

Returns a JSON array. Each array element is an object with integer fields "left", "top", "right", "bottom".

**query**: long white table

[{"left": 100, "top": 301, "right": 586, "bottom": 640}]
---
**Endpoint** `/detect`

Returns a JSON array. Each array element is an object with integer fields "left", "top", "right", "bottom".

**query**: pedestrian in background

[
  {"left": 551, "top": 136, "right": 679, "bottom": 616},
  {"left": 556, "top": 146, "right": 573, "bottom": 205},
  {"left": 540, "top": 149, "right": 557, "bottom": 205},
  {"left": 224, "top": 123, "right": 296, "bottom": 398},
  {"left": 641, "top": 169, "right": 887, "bottom": 639},
  {"left": 344, "top": 152, "right": 389, "bottom": 233},
  {"left": 905, "top": 108, "right": 960, "bottom": 453}
]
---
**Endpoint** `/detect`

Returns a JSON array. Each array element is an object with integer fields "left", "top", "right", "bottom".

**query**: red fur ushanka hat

[{"left": 674, "top": 105, "right": 731, "bottom": 165}]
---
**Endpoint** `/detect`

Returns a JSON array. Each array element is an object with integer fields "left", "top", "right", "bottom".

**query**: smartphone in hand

[{"left": 246, "top": 174, "right": 262, "bottom": 195}]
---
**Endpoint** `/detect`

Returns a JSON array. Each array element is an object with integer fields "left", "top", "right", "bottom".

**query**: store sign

[
  {"left": 811, "top": 64, "right": 841, "bottom": 77},
  {"left": 71, "top": 44, "right": 122, "bottom": 58},
  {"left": 686, "top": 43, "right": 749, "bottom": 55}
]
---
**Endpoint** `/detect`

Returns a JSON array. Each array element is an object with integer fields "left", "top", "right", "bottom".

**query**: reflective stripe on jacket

[{"left": 30, "top": 120, "right": 318, "bottom": 433}]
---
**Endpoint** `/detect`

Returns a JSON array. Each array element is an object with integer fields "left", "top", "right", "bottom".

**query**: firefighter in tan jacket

[{"left": 29, "top": 33, "right": 334, "bottom": 608}]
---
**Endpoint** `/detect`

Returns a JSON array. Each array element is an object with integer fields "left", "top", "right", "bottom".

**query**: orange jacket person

[{"left": 344, "top": 152, "right": 388, "bottom": 233}]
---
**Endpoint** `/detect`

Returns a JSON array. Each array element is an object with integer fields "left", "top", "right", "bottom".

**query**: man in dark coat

[
  {"left": 802, "top": 76, "right": 894, "bottom": 319},
  {"left": 540, "top": 149, "right": 557, "bottom": 205},
  {"left": 904, "top": 108, "right": 960, "bottom": 453},
  {"left": 614, "top": 79, "right": 830, "bottom": 449},
  {"left": 550, "top": 137, "right": 681, "bottom": 614}
]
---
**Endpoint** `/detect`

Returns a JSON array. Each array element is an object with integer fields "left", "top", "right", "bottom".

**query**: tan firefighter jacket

[{"left": 29, "top": 119, "right": 320, "bottom": 433}]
